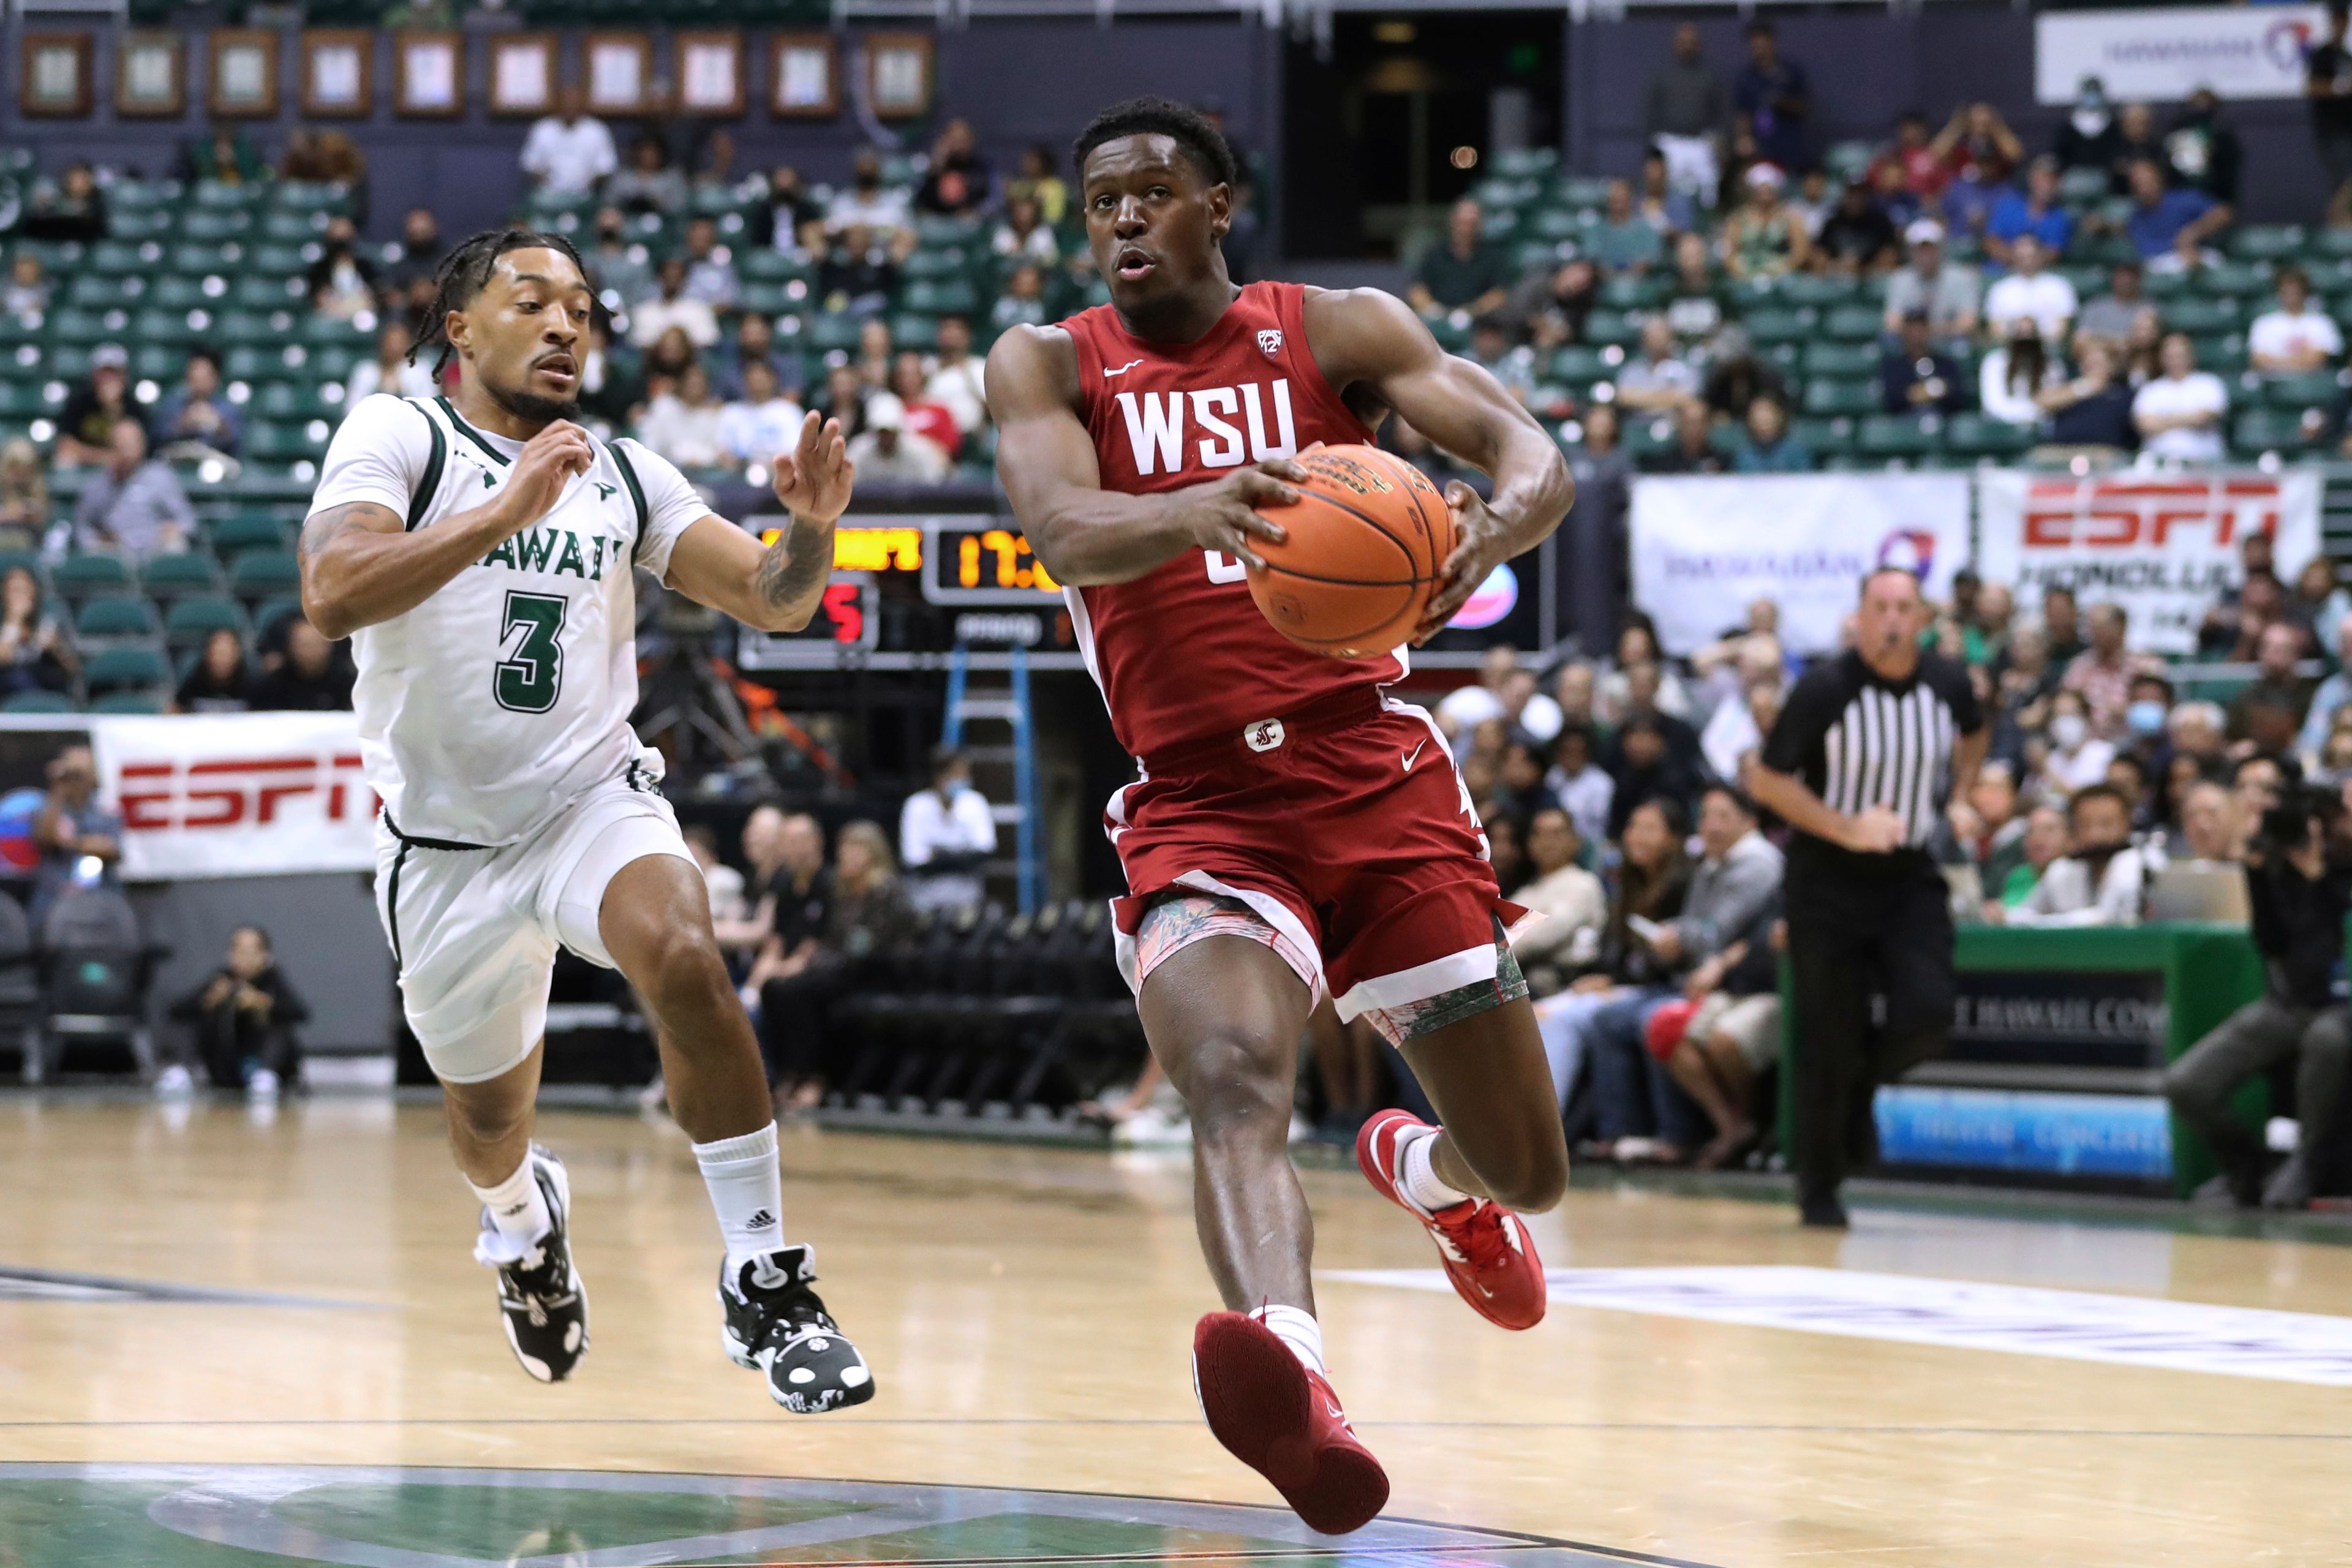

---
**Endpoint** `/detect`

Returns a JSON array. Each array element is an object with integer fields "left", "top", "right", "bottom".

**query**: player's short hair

[
  {"left": 232, "top": 923, "right": 271, "bottom": 951},
  {"left": 411, "top": 226, "right": 587, "bottom": 375},
  {"left": 2068, "top": 782, "right": 2130, "bottom": 820},
  {"left": 1701, "top": 782, "right": 1757, "bottom": 820},
  {"left": 1072, "top": 96, "right": 1238, "bottom": 190},
  {"left": 1858, "top": 564, "right": 1923, "bottom": 598}
]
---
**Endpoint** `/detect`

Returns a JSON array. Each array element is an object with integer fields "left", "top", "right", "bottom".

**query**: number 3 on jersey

[{"left": 496, "top": 590, "right": 566, "bottom": 713}]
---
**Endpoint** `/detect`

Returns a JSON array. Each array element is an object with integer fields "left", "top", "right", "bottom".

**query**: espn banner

[
  {"left": 1629, "top": 472, "right": 1973, "bottom": 657},
  {"left": 90, "top": 712, "right": 377, "bottom": 880},
  {"left": 1975, "top": 470, "right": 2321, "bottom": 654},
  {"left": 2035, "top": 6, "right": 2328, "bottom": 104}
]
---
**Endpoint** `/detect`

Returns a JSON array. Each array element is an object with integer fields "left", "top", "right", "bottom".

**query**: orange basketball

[{"left": 1245, "top": 445, "right": 1457, "bottom": 660}]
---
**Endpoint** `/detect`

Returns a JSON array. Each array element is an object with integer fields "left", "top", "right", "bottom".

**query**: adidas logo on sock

[{"left": 744, "top": 1210, "right": 776, "bottom": 1231}]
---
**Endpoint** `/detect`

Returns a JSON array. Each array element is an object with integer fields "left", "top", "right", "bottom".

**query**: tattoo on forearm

[
  {"left": 298, "top": 502, "right": 368, "bottom": 564},
  {"left": 758, "top": 518, "right": 832, "bottom": 609}
]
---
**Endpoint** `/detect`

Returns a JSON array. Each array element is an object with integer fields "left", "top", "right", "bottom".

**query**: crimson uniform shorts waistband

[{"left": 1136, "top": 686, "right": 1390, "bottom": 778}]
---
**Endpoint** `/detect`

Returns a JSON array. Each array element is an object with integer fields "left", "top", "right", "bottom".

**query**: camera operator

[{"left": 2161, "top": 783, "right": 2352, "bottom": 1209}]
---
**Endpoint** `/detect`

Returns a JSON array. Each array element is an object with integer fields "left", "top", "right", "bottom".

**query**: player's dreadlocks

[
  {"left": 1071, "top": 96, "right": 1238, "bottom": 189},
  {"left": 408, "top": 226, "right": 587, "bottom": 374}
]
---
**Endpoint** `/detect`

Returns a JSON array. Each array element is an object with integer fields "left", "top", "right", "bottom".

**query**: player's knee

[
  {"left": 1178, "top": 1033, "right": 1292, "bottom": 1137},
  {"left": 445, "top": 1086, "right": 530, "bottom": 1148},
  {"left": 1461, "top": 1116, "right": 1569, "bottom": 1213},
  {"left": 632, "top": 924, "right": 734, "bottom": 1023}
]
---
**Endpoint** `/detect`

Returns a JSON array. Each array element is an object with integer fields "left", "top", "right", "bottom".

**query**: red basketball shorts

[{"left": 1106, "top": 692, "right": 1526, "bottom": 1038}]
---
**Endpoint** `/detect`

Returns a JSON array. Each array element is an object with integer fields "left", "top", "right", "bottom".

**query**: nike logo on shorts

[{"left": 1402, "top": 739, "right": 1428, "bottom": 772}]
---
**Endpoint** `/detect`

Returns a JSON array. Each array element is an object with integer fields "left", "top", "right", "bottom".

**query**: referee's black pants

[{"left": 1785, "top": 862, "right": 1956, "bottom": 1200}]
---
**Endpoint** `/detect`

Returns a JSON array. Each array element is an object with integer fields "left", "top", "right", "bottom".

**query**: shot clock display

[{"left": 928, "top": 524, "right": 1060, "bottom": 603}]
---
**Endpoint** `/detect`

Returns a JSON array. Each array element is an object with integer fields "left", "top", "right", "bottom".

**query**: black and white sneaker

[
  {"left": 718, "top": 1245, "right": 874, "bottom": 1413},
  {"left": 473, "top": 1145, "right": 589, "bottom": 1384}
]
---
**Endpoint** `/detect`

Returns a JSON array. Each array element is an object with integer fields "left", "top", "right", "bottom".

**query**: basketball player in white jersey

[{"left": 301, "top": 227, "right": 872, "bottom": 1412}]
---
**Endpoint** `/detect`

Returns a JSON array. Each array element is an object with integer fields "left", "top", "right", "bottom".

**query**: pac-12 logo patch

[{"left": 1257, "top": 328, "right": 1284, "bottom": 358}]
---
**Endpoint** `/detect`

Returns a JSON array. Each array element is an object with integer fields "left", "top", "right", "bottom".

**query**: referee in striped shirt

[{"left": 1751, "top": 567, "right": 1987, "bottom": 1228}]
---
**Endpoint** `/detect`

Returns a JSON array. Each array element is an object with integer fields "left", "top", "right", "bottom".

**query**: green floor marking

[{"left": 268, "top": 1485, "right": 861, "bottom": 1560}]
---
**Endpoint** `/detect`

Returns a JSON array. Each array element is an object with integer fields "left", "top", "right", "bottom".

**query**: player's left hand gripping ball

[
  {"left": 771, "top": 410, "right": 856, "bottom": 526},
  {"left": 1412, "top": 481, "right": 1505, "bottom": 646}
]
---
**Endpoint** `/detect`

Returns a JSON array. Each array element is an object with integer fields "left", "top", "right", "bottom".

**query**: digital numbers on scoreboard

[
  {"left": 924, "top": 524, "right": 1061, "bottom": 606},
  {"left": 734, "top": 571, "right": 878, "bottom": 669}
]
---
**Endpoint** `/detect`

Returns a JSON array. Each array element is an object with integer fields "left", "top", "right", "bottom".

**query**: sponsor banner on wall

[
  {"left": 1976, "top": 470, "right": 2321, "bottom": 654},
  {"left": 2035, "top": 6, "right": 2328, "bottom": 104},
  {"left": 90, "top": 712, "right": 377, "bottom": 880},
  {"left": 1629, "top": 473, "right": 1972, "bottom": 657}
]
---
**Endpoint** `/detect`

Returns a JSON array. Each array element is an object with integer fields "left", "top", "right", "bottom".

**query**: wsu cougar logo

[{"left": 1257, "top": 329, "right": 1284, "bottom": 357}]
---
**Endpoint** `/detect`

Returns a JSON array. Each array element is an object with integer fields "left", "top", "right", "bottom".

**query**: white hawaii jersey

[{"left": 308, "top": 393, "right": 709, "bottom": 846}]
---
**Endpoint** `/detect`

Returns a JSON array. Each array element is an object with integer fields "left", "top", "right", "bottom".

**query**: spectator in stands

[
  {"left": 151, "top": 349, "right": 241, "bottom": 461},
  {"left": 1814, "top": 178, "right": 1898, "bottom": 275},
  {"left": 992, "top": 263, "right": 1049, "bottom": 333},
  {"left": 818, "top": 224, "right": 905, "bottom": 319},
  {"left": 2168, "top": 778, "right": 2237, "bottom": 866},
  {"left": 1932, "top": 102, "right": 2024, "bottom": 234},
  {"left": 2299, "top": 617, "right": 2352, "bottom": 762},
  {"left": 1547, "top": 722, "right": 1614, "bottom": 850},
  {"left": 993, "top": 193, "right": 1059, "bottom": 266},
  {"left": 900, "top": 745, "right": 998, "bottom": 913},
  {"left": 56, "top": 346, "right": 143, "bottom": 468},
  {"left": 1648, "top": 402, "right": 1725, "bottom": 475},
  {"left": 173, "top": 626, "right": 250, "bottom": 714},
  {"left": 2296, "top": 556, "right": 2348, "bottom": 658},
  {"left": 1409, "top": 198, "right": 1512, "bottom": 323},
  {"left": 717, "top": 360, "right": 805, "bottom": 472},
  {"left": 2038, "top": 338, "right": 2136, "bottom": 451},
  {"left": 1005, "top": 144, "right": 1069, "bottom": 226},
  {"left": 710, "top": 313, "right": 787, "bottom": 402},
  {"left": 519, "top": 85, "right": 617, "bottom": 196},
  {"left": 1874, "top": 110, "right": 1949, "bottom": 202},
  {"left": 163, "top": 924, "right": 307, "bottom": 1099},
  {"left": 585, "top": 208, "right": 657, "bottom": 311},
  {"left": 2108, "top": 100, "right": 2166, "bottom": 186},
  {"left": 829, "top": 149, "right": 913, "bottom": 235},
  {"left": 1979, "top": 322, "right": 2059, "bottom": 429},
  {"left": 2054, "top": 75, "right": 2123, "bottom": 173},
  {"left": 3, "top": 254, "right": 48, "bottom": 320},
  {"left": 73, "top": 421, "right": 190, "bottom": 559},
  {"left": 248, "top": 620, "right": 354, "bottom": 712},
  {"left": 2061, "top": 602, "right": 2158, "bottom": 741},
  {"left": 1530, "top": 795, "right": 1689, "bottom": 1112},
  {"left": 1733, "top": 21, "right": 1809, "bottom": 174},
  {"left": 347, "top": 322, "right": 433, "bottom": 408},
  {"left": 916, "top": 118, "right": 992, "bottom": 217},
  {"left": 1467, "top": 318, "right": 1538, "bottom": 407},
  {"left": 1649, "top": 785, "right": 1783, "bottom": 1156},
  {"left": 382, "top": 207, "right": 443, "bottom": 295},
  {"left": 23, "top": 161, "right": 104, "bottom": 243},
  {"left": 2038, "top": 582, "right": 2085, "bottom": 666},
  {"left": 0, "top": 566, "right": 70, "bottom": 700},
  {"left": 2231, "top": 621, "right": 2316, "bottom": 737},
  {"left": 1731, "top": 393, "right": 1810, "bottom": 473},
  {"left": 1993, "top": 801, "right": 2070, "bottom": 907},
  {"left": 1635, "top": 148, "right": 1696, "bottom": 236},
  {"left": 1882, "top": 221, "right": 1980, "bottom": 339},
  {"left": 925, "top": 317, "right": 989, "bottom": 438},
  {"left": 679, "top": 216, "right": 740, "bottom": 311},
  {"left": 306, "top": 217, "right": 377, "bottom": 323},
  {"left": 2313, "top": 2, "right": 2352, "bottom": 225},
  {"left": 637, "top": 363, "right": 728, "bottom": 470},
  {"left": 2165, "top": 794, "right": 2352, "bottom": 1210},
  {"left": 177, "top": 126, "right": 262, "bottom": 186},
  {"left": 1589, "top": 179, "right": 1664, "bottom": 274},
  {"left": 1645, "top": 23, "right": 1731, "bottom": 207},
  {"left": 2041, "top": 688, "right": 2114, "bottom": 795},
  {"left": 1698, "top": 638, "right": 1784, "bottom": 782},
  {"left": 2165, "top": 88, "right": 2243, "bottom": 206},
  {"left": 1616, "top": 317, "right": 1702, "bottom": 415},
  {"left": 710, "top": 806, "right": 790, "bottom": 970},
  {"left": 763, "top": 819, "right": 914, "bottom": 1113},
  {"left": 847, "top": 401, "right": 951, "bottom": 485},
  {"left": 1718, "top": 163, "right": 1810, "bottom": 279},
  {"left": 813, "top": 359, "right": 873, "bottom": 442},
  {"left": 889, "top": 352, "right": 962, "bottom": 459},
  {"left": 30, "top": 745, "right": 119, "bottom": 924},
  {"left": 2077, "top": 260, "right": 2153, "bottom": 350},
  {"left": 1995, "top": 783, "right": 2143, "bottom": 926},
  {"left": 629, "top": 258, "right": 720, "bottom": 350},
  {"left": 2119, "top": 156, "right": 2230, "bottom": 272},
  {"left": 1786, "top": 167, "right": 1833, "bottom": 238},
  {"left": 608, "top": 134, "right": 687, "bottom": 216},
  {"left": 1439, "top": 646, "right": 1524, "bottom": 738},
  {"left": 1863, "top": 154, "right": 1923, "bottom": 236},
  {"left": 1511, "top": 806, "right": 1608, "bottom": 987},
  {"left": 0, "top": 440, "right": 48, "bottom": 549},
  {"left": 761, "top": 165, "right": 822, "bottom": 251},
  {"left": 1983, "top": 235, "right": 2076, "bottom": 344},
  {"left": 2201, "top": 531, "right": 2279, "bottom": 654},
  {"left": 282, "top": 128, "right": 365, "bottom": 192},
  {"left": 2250, "top": 267, "right": 2342, "bottom": 375},
  {"left": 1879, "top": 310, "right": 1964, "bottom": 415},
  {"left": 1518, "top": 258, "right": 1603, "bottom": 349},
  {"left": 1984, "top": 156, "right": 2074, "bottom": 270},
  {"left": 2133, "top": 332, "right": 2228, "bottom": 462},
  {"left": 1605, "top": 711, "right": 1701, "bottom": 838},
  {"left": 1699, "top": 327, "right": 1787, "bottom": 424}
]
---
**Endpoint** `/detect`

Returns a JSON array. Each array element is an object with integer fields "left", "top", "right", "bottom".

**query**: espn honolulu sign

[
  {"left": 1975, "top": 470, "right": 2321, "bottom": 654},
  {"left": 90, "top": 713, "right": 379, "bottom": 879}
]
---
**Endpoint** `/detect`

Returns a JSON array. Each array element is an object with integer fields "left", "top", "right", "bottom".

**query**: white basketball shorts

[{"left": 373, "top": 771, "right": 696, "bottom": 1085}]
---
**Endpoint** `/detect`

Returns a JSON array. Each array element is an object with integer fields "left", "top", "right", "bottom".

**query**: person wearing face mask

[
  {"left": 2041, "top": 689, "right": 2114, "bottom": 796},
  {"left": 2119, "top": 671, "right": 2177, "bottom": 778},
  {"left": 897, "top": 745, "right": 998, "bottom": 914},
  {"left": 2060, "top": 601, "right": 2162, "bottom": 741},
  {"left": 1995, "top": 785, "right": 2144, "bottom": 927},
  {"left": 2055, "top": 77, "right": 2124, "bottom": 175}
]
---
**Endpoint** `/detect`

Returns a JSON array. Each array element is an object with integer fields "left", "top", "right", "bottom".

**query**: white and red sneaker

[
  {"left": 1191, "top": 1311, "right": 1389, "bottom": 1536},
  {"left": 1355, "top": 1109, "right": 1547, "bottom": 1331}
]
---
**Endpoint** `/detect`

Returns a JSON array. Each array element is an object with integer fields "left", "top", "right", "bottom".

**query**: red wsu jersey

[{"left": 1062, "top": 280, "right": 1395, "bottom": 758}]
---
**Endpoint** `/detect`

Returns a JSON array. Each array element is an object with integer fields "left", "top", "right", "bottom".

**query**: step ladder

[{"left": 942, "top": 643, "right": 1042, "bottom": 914}]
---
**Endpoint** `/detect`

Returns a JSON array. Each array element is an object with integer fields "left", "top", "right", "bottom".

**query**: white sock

[
  {"left": 1398, "top": 1126, "right": 1471, "bottom": 1214},
  {"left": 469, "top": 1153, "right": 551, "bottom": 1250},
  {"left": 694, "top": 1122, "right": 786, "bottom": 1273},
  {"left": 1251, "top": 1303, "right": 1327, "bottom": 1379}
]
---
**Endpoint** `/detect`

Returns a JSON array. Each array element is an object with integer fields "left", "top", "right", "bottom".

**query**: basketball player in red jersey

[{"left": 987, "top": 99, "right": 1575, "bottom": 1534}]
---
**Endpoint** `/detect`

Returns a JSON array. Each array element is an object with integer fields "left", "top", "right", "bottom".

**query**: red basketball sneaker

[
  {"left": 1191, "top": 1311, "right": 1389, "bottom": 1536},
  {"left": 1355, "top": 1109, "right": 1547, "bottom": 1331}
]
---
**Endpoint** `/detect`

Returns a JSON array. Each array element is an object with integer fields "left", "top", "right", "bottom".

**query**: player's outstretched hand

[
  {"left": 498, "top": 421, "right": 595, "bottom": 532},
  {"left": 1176, "top": 459, "right": 1301, "bottom": 570},
  {"left": 1414, "top": 480, "right": 1506, "bottom": 645},
  {"left": 772, "top": 410, "right": 856, "bottom": 526}
]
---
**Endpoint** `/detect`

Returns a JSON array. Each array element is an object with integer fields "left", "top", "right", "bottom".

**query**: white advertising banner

[
  {"left": 1976, "top": 469, "right": 2321, "bottom": 654},
  {"left": 89, "top": 712, "right": 379, "bottom": 880},
  {"left": 2035, "top": 7, "right": 2328, "bottom": 104},
  {"left": 1629, "top": 473, "right": 1974, "bottom": 657}
]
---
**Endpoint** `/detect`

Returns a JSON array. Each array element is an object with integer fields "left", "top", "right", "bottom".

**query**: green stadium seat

[
  {"left": 1, "top": 690, "right": 73, "bottom": 714},
  {"left": 805, "top": 315, "right": 862, "bottom": 355},
  {"left": 1779, "top": 273, "right": 1861, "bottom": 309},
  {"left": 132, "top": 309, "right": 205, "bottom": 347},
  {"left": 191, "top": 180, "right": 262, "bottom": 211},
  {"left": 43, "top": 309, "right": 121, "bottom": 347},
  {"left": 233, "top": 275, "right": 309, "bottom": 310},
  {"left": 90, "top": 690, "right": 165, "bottom": 714},
  {"left": 15, "top": 241, "right": 86, "bottom": 274},
  {"left": 0, "top": 383, "right": 53, "bottom": 418},
  {"left": 2066, "top": 231, "right": 2139, "bottom": 267},
  {"left": 1788, "top": 417, "right": 1855, "bottom": 459},
  {"left": 737, "top": 283, "right": 802, "bottom": 318},
  {"left": 252, "top": 594, "right": 306, "bottom": 637},
  {"left": 107, "top": 179, "right": 181, "bottom": 212},
  {"left": 1823, "top": 304, "right": 1885, "bottom": 341},
  {"left": 2232, "top": 407, "right": 2322, "bottom": 454},
  {"left": 162, "top": 595, "right": 248, "bottom": 654},
  {"left": 301, "top": 316, "right": 374, "bottom": 351},
  {"left": 271, "top": 180, "right": 353, "bottom": 217},
  {"left": 66, "top": 276, "right": 145, "bottom": 312},
  {"left": 1492, "top": 148, "right": 1558, "bottom": 181},
  {"left": 2231, "top": 226, "right": 2306, "bottom": 263},
  {"left": 224, "top": 344, "right": 309, "bottom": 382},
  {"left": 0, "top": 548, "right": 46, "bottom": 584},
  {"left": 1822, "top": 141, "right": 1876, "bottom": 182},
  {"left": 1944, "top": 413, "right": 2035, "bottom": 459},
  {"left": 50, "top": 553, "right": 134, "bottom": 601},
  {"left": 914, "top": 215, "right": 984, "bottom": 249},
  {"left": 140, "top": 553, "right": 225, "bottom": 601},
  {"left": 2190, "top": 331, "right": 2248, "bottom": 374},
  {"left": 1803, "top": 379, "right": 1882, "bottom": 418},
  {"left": 1618, "top": 411, "right": 1680, "bottom": 462},
  {"left": 243, "top": 420, "right": 333, "bottom": 464},
  {"left": 891, "top": 315, "right": 941, "bottom": 353},
  {"left": 741, "top": 249, "right": 813, "bottom": 285},
  {"left": 261, "top": 211, "right": 330, "bottom": 245},
  {"left": 85, "top": 241, "right": 155, "bottom": 277},
  {"left": 2261, "top": 369, "right": 2346, "bottom": 409},
  {"left": 903, "top": 280, "right": 979, "bottom": 317},
  {"left": 251, "top": 382, "right": 344, "bottom": 422},
  {"left": 130, "top": 345, "right": 187, "bottom": 383},
  {"left": 149, "top": 276, "right": 221, "bottom": 311},
  {"left": 1802, "top": 341, "right": 1882, "bottom": 377},
  {"left": 104, "top": 209, "right": 175, "bottom": 243},
  {"left": 229, "top": 549, "right": 302, "bottom": 601},
  {"left": 249, "top": 244, "right": 312, "bottom": 276},
  {"left": 170, "top": 243, "right": 244, "bottom": 275},
  {"left": 217, "top": 312, "right": 302, "bottom": 349},
  {"left": 2164, "top": 296, "right": 2243, "bottom": 334},
  {"left": 2194, "top": 261, "right": 2271, "bottom": 298},
  {"left": 1550, "top": 345, "right": 1621, "bottom": 387},
  {"left": 1743, "top": 308, "right": 1817, "bottom": 348},
  {"left": 74, "top": 595, "right": 160, "bottom": 643},
  {"left": 181, "top": 211, "right": 254, "bottom": 244},
  {"left": 1856, "top": 413, "right": 1943, "bottom": 460},
  {"left": 1581, "top": 310, "right": 1641, "bottom": 347},
  {"left": 1599, "top": 274, "right": 1668, "bottom": 311},
  {"left": 206, "top": 514, "right": 290, "bottom": 558}
]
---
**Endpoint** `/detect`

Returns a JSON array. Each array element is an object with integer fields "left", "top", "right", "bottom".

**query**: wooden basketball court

[{"left": 1, "top": 1096, "right": 2346, "bottom": 1566}]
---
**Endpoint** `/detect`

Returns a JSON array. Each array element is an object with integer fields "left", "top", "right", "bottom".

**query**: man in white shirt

[
  {"left": 2000, "top": 784, "right": 2144, "bottom": 926},
  {"left": 2248, "top": 266, "right": 2343, "bottom": 374},
  {"left": 1982, "top": 233, "right": 2076, "bottom": 343},
  {"left": 1435, "top": 644, "right": 1517, "bottom": 737},
  {"left": 718, "top": 361, "right": 806, "bottom": 471},
  {"left": 1507, "top": 808, "right": 1607, "bottom": 982},
  {"left": 826, "top": 150, "right": 911, "bottom": 235},
  {"left": 518, "top": 87, "right": 617, "bottom": 197},
  {"left": 924, "top": 315, "right": 990, "bottom": 437},
  {"left": 628, "top": 258, "right": 720, "bottom": 350},
  {"left": 845, "top": 402, "right": 950, "bottom": 483},
  {"left": 899, "top": 747, "right": 998, "bottom": 913},
  {"left": 2132, "top": 331, "right": 2229, "bottom": 462}
]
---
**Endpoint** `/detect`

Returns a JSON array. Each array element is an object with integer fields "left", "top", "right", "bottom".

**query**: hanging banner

[
  {"left": 1629, "top": 473, "right": 1973, "bottom": 657},
  {"left": 2035, "top": 6, "right": 2329, "bottom": 105},
  {"left": 1975, "top": 470, "right": 2321, "bottom": 654},
  {"left": 90, "top": 712, "right": 379, "bottom": 880}
]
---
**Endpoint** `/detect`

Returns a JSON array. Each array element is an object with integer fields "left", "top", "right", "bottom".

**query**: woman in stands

[
  {"left": 0, "top": 566, "right": 72, "bottom": 701},
  {"left": 759, "top": 821, "right": 916, "bottom": 1116}
]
